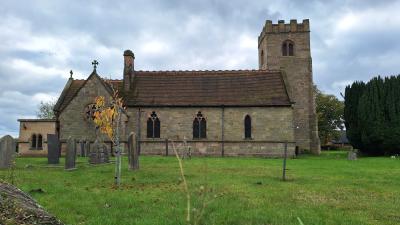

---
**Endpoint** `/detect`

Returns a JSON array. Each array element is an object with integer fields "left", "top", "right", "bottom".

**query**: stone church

[{"left": 20, "top": 19, "right": 320, "bottom": 157}]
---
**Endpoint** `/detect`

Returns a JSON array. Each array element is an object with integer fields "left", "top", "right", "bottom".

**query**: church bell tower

[{"left": 258, "top": 19, "right": 320, "bottom": 154}]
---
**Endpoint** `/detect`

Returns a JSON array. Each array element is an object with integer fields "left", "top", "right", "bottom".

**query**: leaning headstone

[
  {"left": 181, "top": 137, "right": 192, "bottom": 159},
  {"left": 65, "top": 137, "right": 76, "bottom": 170},
  {"left": 89, "top": 139, "right": 110, "bottom": 164},
  {"left": 347, "top": 150, "right": 357, "bottom": 160},
  {"left": 47, "top": 134, "right": 60, "bottom": 164},
  {"left": 128, "top": 132, "right": 139, "bottom": 170},
  {"left": 0, "top": 135, "right": 16, "bottom": 169},
  {"left": 101, "top": 143, "right": 110, "bottom": 163}
]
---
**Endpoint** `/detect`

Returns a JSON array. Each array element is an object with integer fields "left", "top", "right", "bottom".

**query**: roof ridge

[{"left": 135, "top": 69, "right": 279, "bottom": 74}]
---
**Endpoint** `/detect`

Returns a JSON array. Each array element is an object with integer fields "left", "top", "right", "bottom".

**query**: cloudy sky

[{"left": 1, "top": 0, "right": 400, "bottom": 137}]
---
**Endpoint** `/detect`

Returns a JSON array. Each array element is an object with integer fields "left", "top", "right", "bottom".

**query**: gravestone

[
  {"left": 128, "top": 132, "right": 139, "bottom": 170},
  {"left": 347, "top": 150, "right": 357, "bottom": 160},
  {"left": 79, "top": 140, "right": 86, "bottom": 157},
  {"left": 85, "top": 141, "right": 90, "bottom": 156},
  {"left": 89, "top": 139, "right": 109, "bottom": 164},
  {"left": 79, "top": 140, "right": 85, "bottom": 157},
  {"left": 65, "top": 137, "right": 76, "bottom": 170},
  {"left": 181, "top": 146, "right": 192, "bottom": 159},
  {"left": 181, "top": 137, "right": 192, "bottom": 159},
  {"left": 0, "top": 135, "right": 16, "bottom": 169},
  {"left": 47, "top": 134, "right": 60, "bottom": 164}
]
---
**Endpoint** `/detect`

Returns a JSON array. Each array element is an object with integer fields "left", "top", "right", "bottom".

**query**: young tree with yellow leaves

[{"left": 93, "top": 87, "right": 125, "bottom": 186}]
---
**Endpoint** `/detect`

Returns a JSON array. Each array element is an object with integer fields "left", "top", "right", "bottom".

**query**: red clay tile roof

[
  {"left": 54, "top": 79, "right": 85, "bottom": 113},
  {"left": 126, "top": 70, "right": 291, "bottom": 106},
  {"left": 55, "top": 70, "right": 291, "bottom": 110},
  {"left": 54, "top": 73, "right": 123, "bottom": 114}
]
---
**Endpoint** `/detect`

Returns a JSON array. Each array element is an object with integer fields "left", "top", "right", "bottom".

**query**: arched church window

[
  {"left": 147, "top": 111, "right": 160, "bottom": 138},
  {"left": 37, "top": 134, "right": 43, "bottom": 149},
  {"left": 193, "top": 111, "right": 206, "bottom": 139},
  {"left": 31, "top": 134, "right": 37, "bottom": 149},
  {"left": 282, "top": 40, "right": 294, "bottom": 56},
  {"left": 244, "top": 115, "right": 252, "bottom": 139}
]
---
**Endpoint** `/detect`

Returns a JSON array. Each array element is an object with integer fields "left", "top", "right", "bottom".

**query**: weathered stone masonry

[
  {"left": 55, "top": 72, "right": 128, "bottom": 153},
  {"left": 258, "top": 19, "right": 320, "bottom": 154},
  {"left": 50, "top": 19, "right": 319, "bottom": 157},
  {"left": 126, "top": 107, "right": 295, "bottom": 156}
]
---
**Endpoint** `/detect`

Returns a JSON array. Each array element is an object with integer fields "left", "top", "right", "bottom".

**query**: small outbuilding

[{"left": 17, "top": 119, "right": 56, "bottom": 156}]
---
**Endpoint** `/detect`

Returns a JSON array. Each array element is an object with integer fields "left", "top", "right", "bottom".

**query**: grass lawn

[{"left": 1, "top": 151, "right": 399, "bottom": 225}]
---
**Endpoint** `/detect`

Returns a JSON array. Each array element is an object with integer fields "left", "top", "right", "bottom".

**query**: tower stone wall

[{"left": 258, "top": 19, "right": 320, "bottom": 154}]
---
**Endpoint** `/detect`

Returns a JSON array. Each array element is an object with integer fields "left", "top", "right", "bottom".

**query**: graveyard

[
  {"left": 1, "top": 1, "right": 400, "bottom": 225},
  {"left": 1, "top": 151, "right": 399, "bottom": 225}
]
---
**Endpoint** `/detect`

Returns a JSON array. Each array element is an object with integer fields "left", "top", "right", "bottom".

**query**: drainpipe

[
  {"left": 221, "top": 105, "right": 225, "bottom": 157},
  {"left": 137, "top": 108, "right": 141, "bottom": 154}
]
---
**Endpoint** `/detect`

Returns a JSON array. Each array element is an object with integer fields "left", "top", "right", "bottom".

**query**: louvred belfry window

[{"left": 282, "top": 40, "right": 294, "bottom": 56}]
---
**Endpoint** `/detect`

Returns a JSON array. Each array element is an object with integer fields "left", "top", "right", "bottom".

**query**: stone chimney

[{"left": 123, "top": 49, "right": 135, "bottom": 91}]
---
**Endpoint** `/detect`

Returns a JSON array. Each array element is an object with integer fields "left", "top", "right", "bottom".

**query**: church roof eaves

[
  {"left": 126, "top": 69, "right": 291, "bottom": 107},
  {"left": 18, "top": 119, "right": 57, "bottom": 122},
  {"left": 54, "top": 69, "right": 292, "bottom": 111}
]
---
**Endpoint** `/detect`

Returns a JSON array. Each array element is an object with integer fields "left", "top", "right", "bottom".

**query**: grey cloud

[{"left": 1, "top": 0, "right": 400, "bottom": 136}]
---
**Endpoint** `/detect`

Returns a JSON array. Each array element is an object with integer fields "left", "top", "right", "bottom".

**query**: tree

[
  {"left": 92, "top": 87, "right": 125, "bottom": 186},
  {"left": 36, "top": 100, "right": 56, "bottom": 119},
  {"left": 315, "top": 86, "right": 344, "bottom": 145},
  {"left": 357, "top": 77, "right": 385, "bottom": 155},
  {"left": 344, "top": 81, "right": 365, "bottom": 150},
  {"left": 344, "top": 75, "right": 400, "bottom": 155}
]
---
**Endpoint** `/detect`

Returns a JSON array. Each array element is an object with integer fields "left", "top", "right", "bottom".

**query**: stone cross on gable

[{"left": 92, "top": 60, "right": 99, "bottom": 70}]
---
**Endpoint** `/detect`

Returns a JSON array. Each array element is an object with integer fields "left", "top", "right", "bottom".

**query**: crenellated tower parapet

[{"left": 258, "top": 19, "right": 309, "bottom": 46}]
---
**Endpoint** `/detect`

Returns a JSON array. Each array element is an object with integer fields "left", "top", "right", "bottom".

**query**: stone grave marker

[
  {"left": 347, "top": 150, "right": 357, "bottom": 160},
  {"left": 89, "top": 139, "right": 109, "bottom": 164},
  {"left": 79, "top": 140, "right": 86, "bottom": 157},
  {"left": 0, "top": 135, "right": 16, "bottom": 169},
  {"left": 65, "top": 137, "right": 76, "bottom": 170},
  {"left": 47, "top": 134, "right": 60, "bottom": 164},
  {"left": 85, "top": 140, "right": 90, "bottom": 156},
  {"left": 128, "top": 132, "right": 139, "bottom": 170}
]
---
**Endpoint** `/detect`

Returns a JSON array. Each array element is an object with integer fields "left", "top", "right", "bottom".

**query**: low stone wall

[
  {"left": 19, "top": 139, "right": 294, "bottom": 158},
  {"left": 60, "top": 141, "right": 124, "bottom": 156},
  {"left": 140, "top": 140, "right": 295, "bottom": 157},
  {"left": 18, "top": 142, "right": 47, "bottom": 157}
]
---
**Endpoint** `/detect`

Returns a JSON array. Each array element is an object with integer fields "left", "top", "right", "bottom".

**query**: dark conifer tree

[
  {"left": 345, "top": 75, "right": 400, "bottom": 155},
  {"left": 344, "top": 81, "right": 365, "bottom": 149}
]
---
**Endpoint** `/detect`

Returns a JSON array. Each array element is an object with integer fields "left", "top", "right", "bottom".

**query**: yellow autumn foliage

[{"left": 93, "top": 94, "right": 123, "bottom": 143}]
